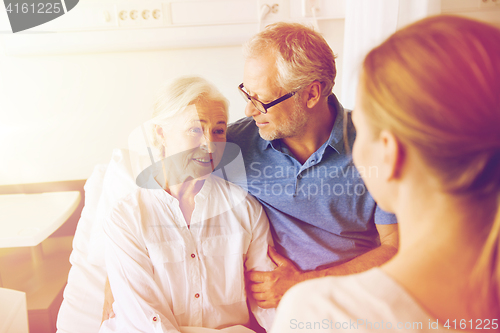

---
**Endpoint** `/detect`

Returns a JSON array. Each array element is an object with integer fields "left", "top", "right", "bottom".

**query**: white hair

[{"left": 243, "top": 22, "right": 336, "bottom": 96}]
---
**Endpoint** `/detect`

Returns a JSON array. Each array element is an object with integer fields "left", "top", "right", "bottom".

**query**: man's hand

[
  {"left": 246, "top": 225, "right": 398, "bottom": 310},
  {"left": 246, "top": 246, "right": 305, "bottom": 309},
  {"left": 101, "top": 277, "right": 115, "bottom": 325}
]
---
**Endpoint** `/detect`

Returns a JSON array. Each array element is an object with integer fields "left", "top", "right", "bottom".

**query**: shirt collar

[
  {"left": 326, "top": 93, "right": 347, "bottom": 155},
  {"left": 258, "top": 134, "right": 273, "bottom": 151}
]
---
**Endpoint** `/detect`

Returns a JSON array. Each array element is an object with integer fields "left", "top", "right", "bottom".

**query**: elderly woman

[
  {"left": 271, "top": 15, "right": 500, "bottom": 331},
  {"left": 100, "top": 76, "right": 275, "bottom": 332}
]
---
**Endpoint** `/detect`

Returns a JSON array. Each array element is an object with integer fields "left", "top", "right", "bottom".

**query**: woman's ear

[
  {"left": 304, "top": 81, "right": 322, "bottom": 109},
  {"left": 155, "top": 125, "right": 164, "bottom": 139},
  {"left": 380, "top": 130, "right": 405, "bottom": 181}
]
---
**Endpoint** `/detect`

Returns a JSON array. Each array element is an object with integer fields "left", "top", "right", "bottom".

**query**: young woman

[{"left": 271, "top": 15, "right": 500, "bottom": 332}]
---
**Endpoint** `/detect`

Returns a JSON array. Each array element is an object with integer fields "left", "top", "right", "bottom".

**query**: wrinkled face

[
  {"left": 352, "top": 86, "right": 392, "bottom": 212},
  {"left": 243, "top": 53, "right": 307, "bottom": 141},
  {"left": 160, "top": 100, "right": 227, "bottom": 183}
]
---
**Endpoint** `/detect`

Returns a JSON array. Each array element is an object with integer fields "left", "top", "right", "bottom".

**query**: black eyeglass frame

[{"left": 238, "top": 83, "right": 297, "bottom": 114}]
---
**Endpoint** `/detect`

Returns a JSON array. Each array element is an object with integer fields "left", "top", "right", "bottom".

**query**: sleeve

[
  {"left": 243, "top": 198, "right": 276, "bottom": 331},
  {"left": 100, "top": 198, "right": 180, "bottom": 333},
  {"left": 373, "top": 205, "right": 397, "bottom": 225}
]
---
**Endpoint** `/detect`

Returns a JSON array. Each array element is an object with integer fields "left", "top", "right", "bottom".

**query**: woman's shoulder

[
  {"left": 111, "top": 187, "right": 149, "bottom": 208},
  {"left": 283, "top": 268, "right": 387, "bottom": 305},
  {"left": 107, "top": 188, "right": 166, "bottom": 223},
  {"left": 205, "top": 176, "right": 266, "bottom": 233},
  {"left": 274, "top": 269, "right": 437, "bottom": 332}
]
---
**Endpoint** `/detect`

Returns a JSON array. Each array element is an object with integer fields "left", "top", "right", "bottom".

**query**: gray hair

[
  {"left": 150, "top": 76, "right": 229, "bottom": 158},
  {"left": 243, "top": 22, "right": 337, "bottom": 96}
]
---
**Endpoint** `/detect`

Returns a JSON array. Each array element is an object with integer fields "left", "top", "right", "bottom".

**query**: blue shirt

[{"left": 226, "top": 94, "right": 397, "bottom": 271}]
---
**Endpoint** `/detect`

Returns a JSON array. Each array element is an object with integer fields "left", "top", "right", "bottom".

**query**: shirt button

[
  {"left": 191, "top": 253, "right": 196, "bottom": 258},
  {"left": 195, "top": 293, "right": 200, "bottom": 298},
  {"left": 152, "top": 316, "right": 158, "bottom": 322}
]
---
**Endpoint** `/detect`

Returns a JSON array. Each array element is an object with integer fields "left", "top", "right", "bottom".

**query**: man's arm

[{"left": 247, "top": 224, "right": 399, "bottom": 309}]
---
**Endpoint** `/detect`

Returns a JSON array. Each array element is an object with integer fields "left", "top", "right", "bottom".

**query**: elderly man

[{"left": 227, "top": 22, "right": 398, "bottom": 310}]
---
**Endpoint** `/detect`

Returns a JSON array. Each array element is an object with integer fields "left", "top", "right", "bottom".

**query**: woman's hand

[{"left": 101, "top": 276, "right": 115, "bottom": 325}]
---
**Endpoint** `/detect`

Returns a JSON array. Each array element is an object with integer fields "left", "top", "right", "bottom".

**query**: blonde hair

[
  {"left": 361, "top": 15, "right": 500, "bottom": 316},
  {"left": 243, "top": 22, "right": 336, "bottom": 96},
  {"left": 150, "top": 76, "right": 228, "bottom": 158}
]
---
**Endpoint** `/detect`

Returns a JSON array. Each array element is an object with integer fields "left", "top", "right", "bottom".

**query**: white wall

[
  {"left": 3, "top": 0, "right": 497, "bottom": 187},
  {"left": 0, "top": 5, "right": 345, "bottom": 185},
  {"left": 0, "top": 45, "right": 247, "bottom": 185}
]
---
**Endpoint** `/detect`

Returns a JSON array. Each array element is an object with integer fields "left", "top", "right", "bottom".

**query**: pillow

[
  {"left": 87, "top": 149, "right": 140, "bottom": 267},
  {"left": 57, "top": 163, "right": 108, "bottom": 333},
  {"left": 58, "top": 149, "right": 145, "bottom": 333}
]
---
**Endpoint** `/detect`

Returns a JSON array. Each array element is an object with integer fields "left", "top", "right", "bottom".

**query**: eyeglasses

[{"left": 238, "top": 83, "right": 296, "bottom": 114}]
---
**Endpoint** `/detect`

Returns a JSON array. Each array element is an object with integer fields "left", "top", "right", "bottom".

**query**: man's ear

[
  {"left": 380, "top": 130, "right": 405, "bottom": 181},
  {"left": 304, "top": 81, "right": 322, "bottom": 109}
]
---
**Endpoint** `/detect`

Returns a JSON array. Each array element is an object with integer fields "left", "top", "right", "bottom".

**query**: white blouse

[
  {"left": 271, "top": 268, "right": 467, "bottom": 333},
  {"left": 100, "top": 175, "right": 275, "bottom": 333}
]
